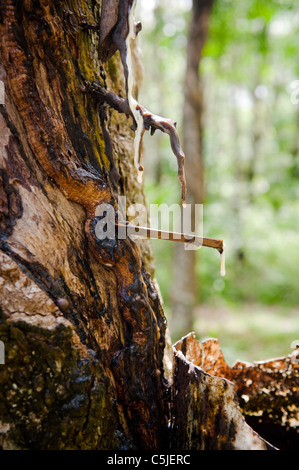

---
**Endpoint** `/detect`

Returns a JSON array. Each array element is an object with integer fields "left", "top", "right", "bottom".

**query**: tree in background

[
  {"left": 1, "top": 0, "right": 298, "bottom": 451},
  {"left": 171, "top": 0, "right": 214, "bottom": 338},
  {"left": 141, "top": 0, "right": 299, "bottom": 361}
]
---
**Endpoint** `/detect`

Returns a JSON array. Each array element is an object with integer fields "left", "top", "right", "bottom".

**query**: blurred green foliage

[{"left": 137, "top": 0, "right": 299, "bottom": 361}]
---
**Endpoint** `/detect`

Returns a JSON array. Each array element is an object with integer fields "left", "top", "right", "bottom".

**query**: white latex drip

[
  {"left": 126, "top": 0, "right": 144, "bottom": 183},
  {"left": 220, "top": 243, "right": 226, "bottom": 277}
]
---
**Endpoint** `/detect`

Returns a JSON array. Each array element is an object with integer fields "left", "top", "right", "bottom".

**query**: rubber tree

[
  {"left": 0, "top": 0, "right": 170, "bottom": 450},
  {"left": 1, "top": 0, "right": 295, "bottom": 452}
]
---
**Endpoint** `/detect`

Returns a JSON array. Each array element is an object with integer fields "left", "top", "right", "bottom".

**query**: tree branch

[{"left": 86, "top": 81, "right": 186, "bottom": 205}]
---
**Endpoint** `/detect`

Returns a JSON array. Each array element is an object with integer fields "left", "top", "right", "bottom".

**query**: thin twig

[{"left": 117, "top": 223, "right": 224, "bottom": 253}]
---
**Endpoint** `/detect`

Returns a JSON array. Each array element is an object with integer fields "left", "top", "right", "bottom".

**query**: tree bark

[
  {"left": 1, "top": 0, "right": 296, "bottom": 452},
  {"left": 171, "top": 333, "right": 298, "bottom": 450},
  {"left": 0, "top": 0, "right": 168, "bottom": 450}
]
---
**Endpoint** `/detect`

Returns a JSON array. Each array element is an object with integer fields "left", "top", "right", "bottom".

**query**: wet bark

[
  {"left": 0, "top": 0, "right": 296, "bottom": 452},
  {"left": 0, "top": 0, "right": 168, "bottom": 450},
  {"left": 171, "top": 0, "right": 213, "bottom": 339}
]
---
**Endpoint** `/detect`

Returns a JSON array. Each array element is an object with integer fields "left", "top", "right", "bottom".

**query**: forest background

[{"left": 136, "top": 0, "right": 299, "bottom": 364}]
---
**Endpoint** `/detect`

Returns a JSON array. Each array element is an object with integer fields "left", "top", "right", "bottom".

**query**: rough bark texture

[
  {"left": 171, "top": 0, "right": 213, "bottom": 339},
  {"left": 172, "top": 333, "right": 298, "bottom": 450},
  {"left": 0, "top": 0, "right": 168, "bottom": 450},
  {"left": 0, "top": 0, "right": 297, "bottom": 452}
]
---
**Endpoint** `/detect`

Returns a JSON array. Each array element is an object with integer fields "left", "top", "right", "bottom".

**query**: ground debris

[{"left": 170, "top": 332, "right": 299, "bottom": 450}]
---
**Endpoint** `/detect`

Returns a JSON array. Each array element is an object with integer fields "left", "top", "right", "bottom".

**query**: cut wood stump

[{"left": 171, "top": 332, "right": 299, "bottom": 450}]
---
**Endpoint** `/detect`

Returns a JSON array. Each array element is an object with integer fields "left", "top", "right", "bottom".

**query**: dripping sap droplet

[{"left": 220, "top": 244, "right": 226, "bottom": 277}]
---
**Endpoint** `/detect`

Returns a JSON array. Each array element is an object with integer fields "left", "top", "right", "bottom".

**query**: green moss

[
  {"left": 107, "top": 56, "right": 119, "bottom": 85},
  {"left": 0, "top": 321, "right": 119, "bottom": 449}
]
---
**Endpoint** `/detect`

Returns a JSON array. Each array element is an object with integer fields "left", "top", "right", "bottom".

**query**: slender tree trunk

[
  {"left": 171, "top": 0, "right": 213, "bottom": 339},
  {"left": 0, "top": 0, "right": 168, "bottom": 450}
]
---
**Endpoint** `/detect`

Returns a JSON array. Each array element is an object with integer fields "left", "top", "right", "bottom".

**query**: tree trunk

[
  {"left": 171, "top": 0, "right": 213, "bottom": 339},
  {"left": 1, "top": 0, "right": 296, "bottom": 452},
  {"left": 0, "top": 0, "right": 168, "bottom": 450}
]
